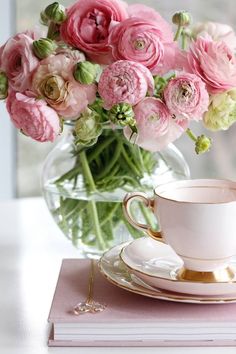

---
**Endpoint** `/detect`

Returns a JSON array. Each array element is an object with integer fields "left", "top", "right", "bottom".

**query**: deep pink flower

[
  {"left": 124, "top": 97, "right": 187, "bottom": 151},
  {"left": 98, "top": 60, "right": 154, "bottom": 109},
  {"left": 0, "top": 32, "right": 39, "bottom": 92},
  {"left": 6, "top": 91, "right": 61, "bottom": 142},
  {"left": 60, "top": 0, "right": 128, "bottom": 64},
  {"left": 32, "top": 54, "right": 96, "bottom": 119},
  {"left": 183, "top": 36, "right": 236, "bottom": 93},
  {"left": 108, "top": 17, "right": 177, "bottom": 75},
  {"left": 164, "top": 73, "right": 209, "bottom": 121}
]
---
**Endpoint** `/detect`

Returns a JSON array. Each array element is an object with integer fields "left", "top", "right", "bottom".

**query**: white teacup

[{"left": 123, "top": 179, "right": 236, "bottom": 282}]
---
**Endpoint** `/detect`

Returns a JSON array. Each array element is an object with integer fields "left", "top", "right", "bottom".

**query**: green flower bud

[
  {"left": 40, "top": 11, "right": 49, "bottom": 26},
  {"left": 44, "top": 2, "right": 66, "bottom": 24},
  {"left": 74, "top": 61, "right": 99, "bottom": 85},
  {"left": 33, "top": 38, "right": 57, "bottom": 59},
  {"left": 195, "top": 135, "right": 212, "bottom": 154},
  {"left": 74, "top": 110, "right": 102, "bottom": 146},
  {"left": 0, "top": 72, "right": 8, "bottom": 99},
  {"left": 172, "top": 11, "right": 192, "bottom": 27},
  {"left": 109, "top": 103, "right": 136, "bottom": 128}
]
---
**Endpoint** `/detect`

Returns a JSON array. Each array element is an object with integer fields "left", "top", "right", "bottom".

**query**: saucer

[
  {"left": 98, "top": 242, "right": 236, "bottom": 304},
  {"left": 120, "top": 237, "right": 236, "bottom": 296}
]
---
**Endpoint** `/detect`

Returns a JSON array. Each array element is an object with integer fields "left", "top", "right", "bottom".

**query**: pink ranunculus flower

[
  {"left": 124, "top": 97, "right": 187, "bottom": 152},
  {"left": 164, "top": 73, "right": 209, "bottom": 121},
  {"left": 108, "top": 17, "right": 177, "bottom": 75},
  {"left": 32, "top": 54, "right": 96, "bottom": 119},
  {"left": 60, "top": 0, "right": 128, "bottom": 64},
  {"left": 192, "top": 22, "right": 236, "bottom": 51},
  {"left": 127, "top": 4, "right": 173, "bottom": 43},
  {"left": 183, "top": 36, "right": 236, "bottom": 94},
  {"left": 0, "top": 32, "right": 39, "bottom": 92},
  {"left": 55, "top": 47, "right": 86, "bottom": 62},
  {"left": 6, "top": 91, "right": 61, "bottom": 142},
  {"left": 98, "top": 60, "right": 154, "bottom": 109}
]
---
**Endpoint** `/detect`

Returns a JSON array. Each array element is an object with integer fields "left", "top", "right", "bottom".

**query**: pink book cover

[{"left": 48, "top": 259, "right": 236, "bottom": 347}]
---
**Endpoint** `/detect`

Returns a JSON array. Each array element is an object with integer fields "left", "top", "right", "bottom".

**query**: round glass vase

[{"left": 42, "top": 125, "right": 190, "bottom": 258}]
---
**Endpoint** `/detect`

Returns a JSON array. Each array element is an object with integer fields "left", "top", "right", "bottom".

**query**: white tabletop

[{"left": 0, "top": 197, "right": 235, "bottom": 354}]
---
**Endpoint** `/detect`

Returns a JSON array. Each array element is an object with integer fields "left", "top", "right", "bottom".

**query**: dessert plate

[
  {"left": 120, "top": 237, "right": 236, "bottom": 296},
  {"left": 98, "top": 242, "right": 236, "bottom": 304}
]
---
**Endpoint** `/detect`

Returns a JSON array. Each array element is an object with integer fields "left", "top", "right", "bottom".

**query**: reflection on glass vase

[{"left": 42, "top": 125, "right": 190, "bottom": 259}]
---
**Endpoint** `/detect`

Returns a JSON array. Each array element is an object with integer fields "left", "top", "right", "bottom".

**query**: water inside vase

[{"left": 43, "top": 179, "right": 149, "bottom": 259}]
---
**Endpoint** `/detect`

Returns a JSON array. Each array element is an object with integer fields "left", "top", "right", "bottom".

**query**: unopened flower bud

[
  {"left": 195, "top": 135, "right": 212, "bottom": 154},
  {"left": 74, "top": 110, "right": 102, "bottom": 146},
  {"left": 33, "top": 38, "right": 57, "bottom": 59},
  {"left": 44, "top": 2, "right": 66, "bottom": 24},
  {"left": 40, "top": 11, "right": 49, "bottom": 26},
  {"left": 172, "top": 11, "right": 192, "bottom": 27},
  {"left": 74, "top": 61, "right": 99, "bottom": 85},
  {"left": 109, "top": 103, "right": 136, "bottom": 128},
  {"left": 0, "top": 72, "right": 8, "bottom": 99}
]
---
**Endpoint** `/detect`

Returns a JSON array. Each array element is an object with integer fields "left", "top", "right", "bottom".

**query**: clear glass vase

[{"left": 42, "top": 125, "right": 190, "bottom": 258}]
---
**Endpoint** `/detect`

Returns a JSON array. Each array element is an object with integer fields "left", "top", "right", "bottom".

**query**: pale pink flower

[
  {"left": 127, "top": 4, "right": 173, "bottom": 43},
  {"left": 55, "top": 47, "right": 86, "bottom": 62},
  {"left": 60, "top": 0, "right": 128, "bottom": 64},
  {"left": 164, "top": 73, "right": 209, "bottom": 121},
  {"left": 98, "top": 60, "right": 154, "bottom": 109},
  {"left": 108, "top": 17, "right": 178, "bottom": 75},
  {"left": 124, "top": 97, "right": 187, "bottom": 151},
  {"left": 32, "top": 54, "right": 96, "bottom": 119},
  {"left": 183, "top": 37, "right": 236, "bottom": 93},
  {"left": 0, "top": 32, "right": 39, "bottom": 92},
  {"left": 6, "top": 91, "right": 60, "bottom": 142},
  {"left": 192, "top": 22, "right": 236, "bottom": 51}
]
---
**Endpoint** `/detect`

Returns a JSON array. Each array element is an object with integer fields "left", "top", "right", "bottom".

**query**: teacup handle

[{"left": 123, "top": 192, "right": 163, "bottom": 242}]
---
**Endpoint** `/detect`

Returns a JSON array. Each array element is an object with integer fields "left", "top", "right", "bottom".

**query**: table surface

[{"left": 0, "top": 197, "right": 236, "bottom": 354}]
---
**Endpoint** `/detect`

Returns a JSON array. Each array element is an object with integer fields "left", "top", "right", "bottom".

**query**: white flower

[
  {"left": 204, "top": 89, "right": 236, "bottom": 131},
  {"left": 192, "top": 22, "right": 236, "bottom": 51}
]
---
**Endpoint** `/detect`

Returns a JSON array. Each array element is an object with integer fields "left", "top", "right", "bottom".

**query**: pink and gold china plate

[
  {"left": 120, "top": 237, "right": 236, "bottom": 297},
  {"left": 99, "top": 242, "right": 236, "bottom": 304}
]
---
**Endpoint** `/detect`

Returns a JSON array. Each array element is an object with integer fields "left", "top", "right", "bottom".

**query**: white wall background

[
  {"left": 0, "top": 0, "right": 16, "bottom": 199},
  {"left": 11, "top": 0, "right": 236, "bottom": 197}
]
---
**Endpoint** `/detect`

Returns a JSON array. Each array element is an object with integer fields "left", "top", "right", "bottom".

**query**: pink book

[{"left": 48, "top": 259, "right": 236, "bottom": 347}]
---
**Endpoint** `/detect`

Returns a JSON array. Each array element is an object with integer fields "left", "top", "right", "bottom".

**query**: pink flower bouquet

[
  {"left": 1, "top": 1, "right": 236, "bottom": 253},
  {"left": 1, "top": 0, "right": 236, "bottom": 152}
]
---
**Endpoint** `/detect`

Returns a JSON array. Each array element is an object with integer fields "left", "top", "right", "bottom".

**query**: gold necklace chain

[{"left": 74, "top": 259, "right": 107, "bottom": 315}]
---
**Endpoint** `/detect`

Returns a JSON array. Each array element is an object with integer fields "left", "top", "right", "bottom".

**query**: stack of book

[{"left": 48, "top": 259, "right": 236, "bottom": 347}]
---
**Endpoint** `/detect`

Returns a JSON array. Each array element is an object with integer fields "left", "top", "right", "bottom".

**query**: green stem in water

[
  {"left": 55, "top": 165, "right": 81, "bottom": 184},
  {"left": 100, "top": 203, "right": 120, "bottom": 228},
  {"left": 121, "top": 146, "right": 142, "bottom": 177},
  {"left": 80, "top": 150, "right": 97, "bottom": 191},
  {"left": 136, "top": 146, "right": 146, "bottom": 174},
  {"left": 95, "top": 141, "right": 122, "bottom": 180},
  {"left": 139, "top": 202, "right": 157, "bottom": 230},
  {"left": 79, "top": 151, "right": 107, "bottom": 250},
  {"left": 89, "top": 201, "right": 107, "bottom": 250},
  {"left": 87, "top": 136, "right": 116, "bottom": 163},
  {"left": 174, "top": 25, "right": 182, "bottom": 41}
]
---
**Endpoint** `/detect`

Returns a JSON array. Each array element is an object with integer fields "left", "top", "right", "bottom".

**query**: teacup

[{"left": 123, "top": 179, "right": 236, "bottom": 282}]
